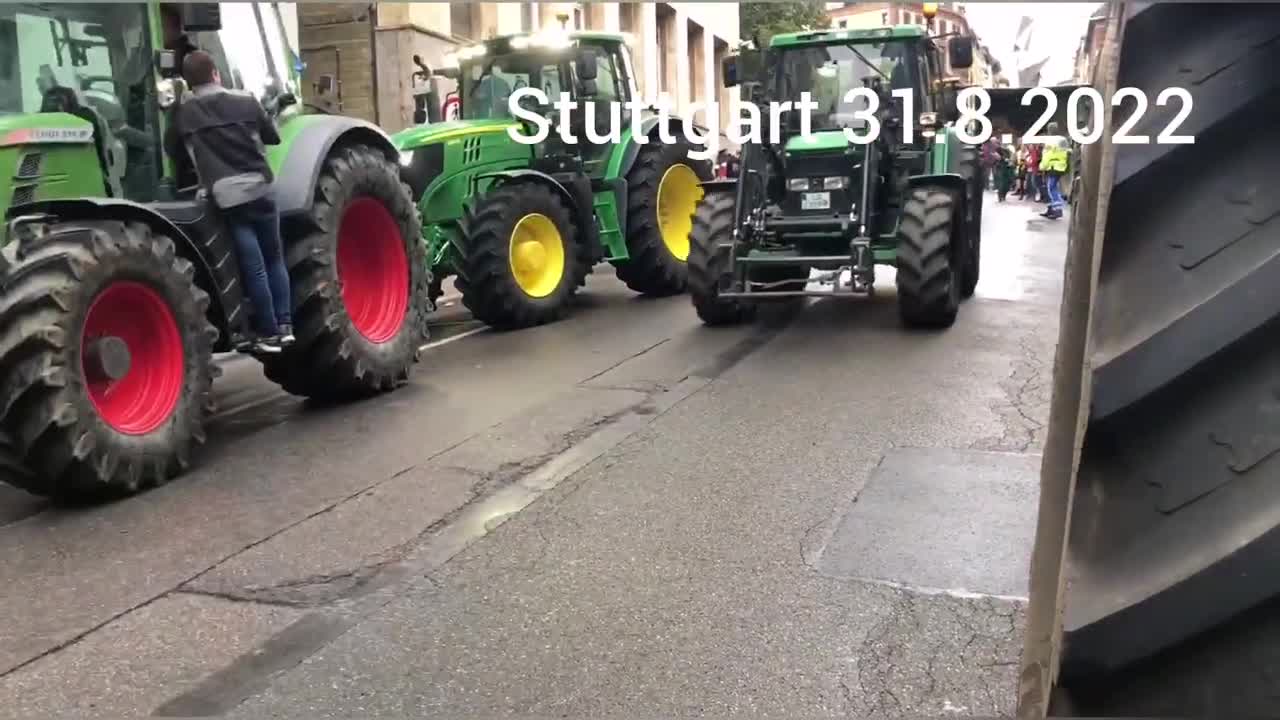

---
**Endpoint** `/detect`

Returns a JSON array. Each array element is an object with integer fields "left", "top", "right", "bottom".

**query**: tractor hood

[
  {"left": 392, "top": 118, "right": 519, "bottom": 150},
  {"left": 784, "top": 130, "right": 854, "bottom": 154}
]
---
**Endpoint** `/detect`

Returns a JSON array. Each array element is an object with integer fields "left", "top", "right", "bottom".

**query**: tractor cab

[
  {"left": 0, "top": 1, "right": 307, "bottom": 214},
  {"left": 422, "top": 30, "right": 639, "bottom": 174}
]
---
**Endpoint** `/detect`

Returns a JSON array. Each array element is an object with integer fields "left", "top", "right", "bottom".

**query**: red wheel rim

[
  {"left": 337, "top": 197, "right": 410, "bottom": 343},
  {"left": 81, "top": 282, "right": 185, "bottom": 435}
]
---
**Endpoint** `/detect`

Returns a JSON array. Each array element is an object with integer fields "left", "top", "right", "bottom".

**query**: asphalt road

[{"left": 0, "top": 194, "right": 1066, "bottom": 718}]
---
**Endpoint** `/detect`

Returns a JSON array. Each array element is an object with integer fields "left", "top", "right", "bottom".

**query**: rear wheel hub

[
  {"left": 81, "top": 282, "right": 184, "bottom": 435},
  {"left": 656, "top": 164, "right": 703, "bottom": 262},
  {"left": 508, "top": 213, "right": 565, "bottom": 298},
  {"left": 337, "top": 197, "right": 410, "bottom": 343},
  {"left": 84, "top": 336, "right": 131, "bottom": 382}
]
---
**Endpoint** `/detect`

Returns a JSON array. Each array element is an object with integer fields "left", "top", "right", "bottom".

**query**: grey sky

[{"left": 962, "top": 2, "right": 1099, "bottom": 84}]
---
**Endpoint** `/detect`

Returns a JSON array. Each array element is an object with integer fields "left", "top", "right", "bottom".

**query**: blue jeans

[
  {"left": 1046, "top": 172, "right": 1064, "bottom": 212},
  {"left": 225, "top": 193, "right": 292, "bottom": 337}
]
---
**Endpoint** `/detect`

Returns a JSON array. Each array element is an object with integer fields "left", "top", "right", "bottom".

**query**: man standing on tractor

[
  {"left": 1039, "top": 122, "right": 1070, "bottom": 220},
  {"left": 172, "top": 50, "right": 295, "bottom": 353}
]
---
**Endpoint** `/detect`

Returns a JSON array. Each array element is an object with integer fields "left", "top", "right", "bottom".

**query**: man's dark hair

[{"left": 182, "top": 49, "right": 216, "bottom": 87}]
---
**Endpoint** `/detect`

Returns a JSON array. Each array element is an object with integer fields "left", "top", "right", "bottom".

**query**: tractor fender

[
  {"left": 614, "top": 113, "right": 709, "bottom": 180},
  {"left": 273, "top": 116, "right": 399, "bottom": 218},
  {"left": 473, "top": 169, "right": 580, "bottom": 216},
  {"left": 4, "top": 197, "right": 237, "bottom": 343},
  {"left": 698, "top": 179, "right": 738, "bottom": 194},
  {"left": 907, "top": 172, "right": 968, "bottom": 196}
]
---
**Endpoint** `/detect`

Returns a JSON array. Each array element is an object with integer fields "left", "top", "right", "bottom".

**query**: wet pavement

[{"left": 0, "top": 193, "right": 1066, "bottom": 718}]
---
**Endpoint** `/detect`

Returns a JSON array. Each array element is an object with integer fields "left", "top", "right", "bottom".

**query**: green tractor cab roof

[
  {"left": 490, "top": 29, "right": 627, "bottom": 44},
  {"left": 770, "top": 24, "right": 928, "bottom": 48},
  {"left": 455, "top": 29, "right": 628, "bottom": 57}
]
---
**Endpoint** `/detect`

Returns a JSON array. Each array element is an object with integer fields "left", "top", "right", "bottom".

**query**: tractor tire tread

[
  {"left": 456, "top": 181, "right": 583, "bottom": 329},
  {"left": 613, "top": 140, "right": 709, "bottom": 296},
  {"left": 895, "top": 187, "right": 959, "bottom": 328},
  {"left": 955, "top": 142, "right": 982, "bottom": 298},
  {"left": 0, "top": 220, "right": 215, "bottom": 500},
  {"left": 260, "top": 144, "right": 430, "bottom": 400},
  {"left": 688, "top": 191, "right": 753, "bottom": 326}
]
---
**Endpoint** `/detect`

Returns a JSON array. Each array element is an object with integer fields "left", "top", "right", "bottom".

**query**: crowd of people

[{"left": 980, "top": 127, "right": 1071, "bottom": 220}]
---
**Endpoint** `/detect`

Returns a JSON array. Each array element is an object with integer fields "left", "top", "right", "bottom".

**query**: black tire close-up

[
  {"left": 614, "top": 139, "right": 710, "bottom": 297},
  {"left": 954, "top": 142, "right": 982, "bottom": 298},
  {"left": 456, "top": 181, "right": 584, "bottom": 329},
  {"left": 1044, "top": 4, "right": 1280, "bottom": 716},
  {"left": 895, "top": 187, "right": 960, "bottom": 329},
  {"left": 688, "top": 191, "right": 754, "bottom": 326},
  {"left": 261, "top": 143, "right": 430, "bottom": 400},
  {"left": 0, "top": 219, "right": 215, "bottom": 500}
]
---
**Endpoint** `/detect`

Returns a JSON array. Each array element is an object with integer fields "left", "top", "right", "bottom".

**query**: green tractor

[
  {"left": 0, "top": 2, "right": 430, "bottom": 499},
  {"left": 689, "top": 25, "right": 984, "bottom": 328},
  {"left": 393, "top": 30, "right": 710, "bottom": 329}
]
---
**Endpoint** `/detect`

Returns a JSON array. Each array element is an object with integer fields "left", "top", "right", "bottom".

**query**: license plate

[{"left": 801, "top": 192, "right": 831, "bottom": 210}]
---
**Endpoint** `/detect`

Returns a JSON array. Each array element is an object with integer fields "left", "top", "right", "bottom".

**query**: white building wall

[{"left": 494, "top": 3, "right": 524, "bottom": 34}]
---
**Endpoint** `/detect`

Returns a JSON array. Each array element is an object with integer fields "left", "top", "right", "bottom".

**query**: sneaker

[
  {"left": 251, "top": 338, "right": 284, "bottom": 354},
  {"left": 278, "top": 323, "right": 296, "bottom": 347}
]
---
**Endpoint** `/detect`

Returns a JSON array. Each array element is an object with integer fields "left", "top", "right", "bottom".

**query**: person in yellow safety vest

[{"left": 1039, "top": 122, "right": 1070, "bottom": 220}]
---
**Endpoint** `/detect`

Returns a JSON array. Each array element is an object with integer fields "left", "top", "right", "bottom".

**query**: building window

[
  {"left": 687, "top": 19, "right": 705, "bottom": 103},
  {"left": 657, "top": 3, "right": 675, "bottom": 96},
  {"left": 449, "top": 2, "right": 474, "bottom": 39},
  {"left": 839, "top": 19, "right": 847, "bottom": 28}
]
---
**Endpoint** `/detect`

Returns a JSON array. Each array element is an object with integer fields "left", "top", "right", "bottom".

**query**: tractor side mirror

[
  {"left": 948, "top": 36, "right": 974, "bottom": 70},
  {"left": 412, "top": 54, "right": 432, "bottom": 83},
  {"left": 722, "top": 55, "right": 739, "bottom": 88},
  {"left": 181, "top": 3, "right": 222, "bottom": 32},
  {"left": 576, "top": 47, "right": 600, "bottom": 82},
  {"left": 155, "top": 49, "right": 178, "bottom": 78}
]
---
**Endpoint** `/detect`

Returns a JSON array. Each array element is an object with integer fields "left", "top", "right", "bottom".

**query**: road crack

[{"left": 973, "top": 332, "right": 1053, "bottom": 453}]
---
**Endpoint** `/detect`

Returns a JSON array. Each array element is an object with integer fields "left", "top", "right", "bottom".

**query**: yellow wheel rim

[
  {"left": 508, "top": 213, "right": 565, "bottom": 298},
  {"left": 656, "top": 163, "right": 703, "bottom": 262}
]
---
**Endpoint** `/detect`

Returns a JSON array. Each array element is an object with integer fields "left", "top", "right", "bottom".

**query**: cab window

[{"left": 579, "top": 44, "right": 625, "bottom": 103}]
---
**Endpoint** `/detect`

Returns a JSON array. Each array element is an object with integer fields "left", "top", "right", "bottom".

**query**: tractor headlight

[
  {"left": 823, "top": 176, "right": 847, "bottom": 190},
  {"left": 788, "top": 178, "right": 811, "bottom": 192},
  {"left": 399, "top": 150, "right": 415, "bottom": 167}
]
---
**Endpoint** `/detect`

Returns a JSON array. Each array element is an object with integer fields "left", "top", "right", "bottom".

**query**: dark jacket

[{"left": 168, "top": 84, "right": 280, "bottom": 207}]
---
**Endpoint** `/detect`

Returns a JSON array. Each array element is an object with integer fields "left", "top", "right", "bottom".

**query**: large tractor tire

[
  {"left": 456, "top": 181, "right": 584, "bottom": 329},
  {"left": 260, "top": 144, "right": 430, "bottom": 400},
  {"left": 0, "top": 219, "right": 215, "bottom": 500},
  {"left": 613, "top": 140, "right": 709, "bottom": 296},
  {"left": 688, "top": 191, "right": 753, "bottom": 326},
  {"left": 894, "top": 187, "right": 960, "bottom": 329},
  {"left": 954, "top": 142, "right": 982, "bottom": 298},
  {"left": 1021, "top": 4, "right": 1280, "bottom": 717}
]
